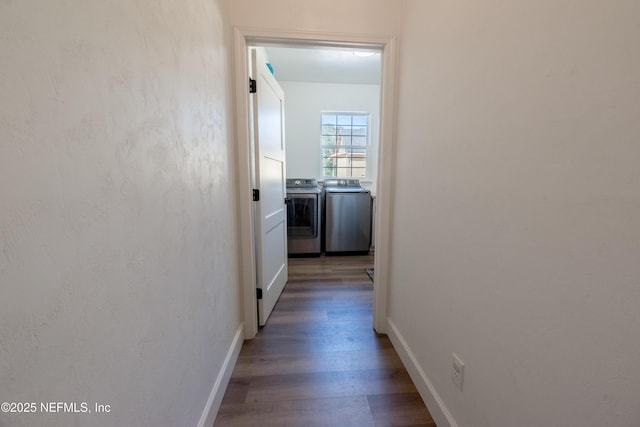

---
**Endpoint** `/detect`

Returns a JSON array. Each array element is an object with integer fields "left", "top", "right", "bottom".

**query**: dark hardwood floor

[{"left": 214, "top": 254, "right": 435, "bottom": 427}]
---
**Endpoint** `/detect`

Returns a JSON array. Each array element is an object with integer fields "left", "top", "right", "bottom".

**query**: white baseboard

[
  {"left": 386, "top": 318, "right": 458, "bottom": 427},
  {"left": 197, "top": 323, "right": 244, "bottom": 427}
]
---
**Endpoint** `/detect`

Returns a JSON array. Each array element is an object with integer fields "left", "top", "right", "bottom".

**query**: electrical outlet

[{"left": 451, "top": 353, "right": 464, "bottom": 391}]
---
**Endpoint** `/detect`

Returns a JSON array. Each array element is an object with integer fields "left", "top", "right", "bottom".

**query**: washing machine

[
  {"left": 323, "top": 179, "right": 372, "bottom": 255},
  {"left": 286, "top": 178, "right": 322, "bottom": 257}
]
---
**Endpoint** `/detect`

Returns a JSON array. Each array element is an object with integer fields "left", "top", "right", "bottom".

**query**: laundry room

[{"left": 256, "top": 45, "right": 382, "bottom": 260}]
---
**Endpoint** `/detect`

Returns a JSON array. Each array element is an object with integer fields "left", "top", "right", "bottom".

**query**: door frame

[{"left": 233, "top": 26, "right": 398, "bottom": 339}]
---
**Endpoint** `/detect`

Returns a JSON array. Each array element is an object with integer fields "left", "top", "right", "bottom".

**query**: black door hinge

[
  {"left": 253, "top": 189, "right": 260, "bottom": 201},
  {"left": 256, "top": 288, "right": 263, "bottom": 300},
  {"left": 249, "top": 78, "right": 257, "bottom": 94}
]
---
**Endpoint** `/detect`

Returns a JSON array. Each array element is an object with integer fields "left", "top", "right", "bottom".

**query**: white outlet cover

[{"left": 452, "top": 353, "right": 464, "bottom": 391}]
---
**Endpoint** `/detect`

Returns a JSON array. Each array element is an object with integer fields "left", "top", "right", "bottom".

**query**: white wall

[
  {"left": 280, "top": 81, "right": 380, "bottom": 183},
  {"left": 230, "top": 0, "right": 400, "bottom": 36},
  {"left": 390, "top": 1, "right": 640, "bottom": 426},
  {"left": 0, "top": 0, "right": 241, "bottom": 426}
]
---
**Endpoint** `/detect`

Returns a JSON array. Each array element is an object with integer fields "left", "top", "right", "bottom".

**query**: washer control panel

[{"left": 324, "top": 179, "right": 361, "bottom": 187}]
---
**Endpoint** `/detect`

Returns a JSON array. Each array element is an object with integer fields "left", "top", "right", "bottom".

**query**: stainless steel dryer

[
  {"left": 323, "top": 179, "right": 372, "bottom": 255},
  {"left": 286, "top": 179, "right": 322, "bottom": 257}
]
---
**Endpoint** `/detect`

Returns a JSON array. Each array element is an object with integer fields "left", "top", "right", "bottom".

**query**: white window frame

[{"left": 320, "top": 112, "right": 370, "bottom": 179}]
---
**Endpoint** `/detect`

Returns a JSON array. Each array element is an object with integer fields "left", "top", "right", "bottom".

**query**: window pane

[
  {"left": 352, "top": 136, "right": 367, "bottom": 146},
  {"left": 322, "top": 124, "right": 337, "bottom": 136},
  {"left": 321, "top": 114, "right": 337, "bottom": 125},
  {"left": 340, "top": 127, "right": 352, "bottom": 137},
  {"left": 337, "top": 115, "right": 352, "bottom": 126},
  {"left": 323, "top": 147, "right": 337, "bottom": 157},
  {"left": 340, "top": 135, "right": 352, "bottom": 145},
  {"left": 352, "top": 125, "right": 367, "bottom": 136},
  {"left": 352, "top": 115, "right": 368, "bottom": 126},
  {"left": 322, "top": 136, "right": 335, "bottom": 145},
  {"left": 335, "top": 168, "right": 351, "bottom": 177}
]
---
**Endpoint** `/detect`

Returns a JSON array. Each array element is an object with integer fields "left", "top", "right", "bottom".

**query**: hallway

[{"left": 215, "top": 255, "right": 435, "bottom": 426}]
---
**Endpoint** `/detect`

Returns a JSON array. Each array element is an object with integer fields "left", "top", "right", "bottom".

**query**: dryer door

[{"left": 287, "top": 194, "right": 319, "bottom": 238}]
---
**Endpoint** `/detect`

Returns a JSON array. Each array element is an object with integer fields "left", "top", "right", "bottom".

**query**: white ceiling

[{"left": 263, "top": 46, "right": 381, "bottom": 85}]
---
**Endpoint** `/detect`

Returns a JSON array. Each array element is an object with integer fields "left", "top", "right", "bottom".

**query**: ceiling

[{"left": 262, "top": 46, "right": 381, "bottom": 85}]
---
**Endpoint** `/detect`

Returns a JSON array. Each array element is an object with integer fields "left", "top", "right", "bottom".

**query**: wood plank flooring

[{"left": 214, "top": 255, "right": 435, "bottom": 427}]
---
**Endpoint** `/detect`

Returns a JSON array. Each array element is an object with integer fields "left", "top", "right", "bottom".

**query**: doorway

[{"left": 233, "top": 28, "right": 398, "bottom": 339}]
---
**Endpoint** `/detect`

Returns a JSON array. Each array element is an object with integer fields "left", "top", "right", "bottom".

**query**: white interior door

[{"left": 250, "top": 48, "right": 288, "bottom": 326}]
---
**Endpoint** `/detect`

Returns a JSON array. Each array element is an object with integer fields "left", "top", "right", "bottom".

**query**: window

[{"left": 321, "top": 113, "right": 369, "bottom": 178}]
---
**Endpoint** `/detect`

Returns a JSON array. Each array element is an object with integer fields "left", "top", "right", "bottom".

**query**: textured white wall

[
  {"left": 280, "top": 81, "right": 380, "bottom": 183},
  {"left": 230, "top": 0, "right": 401, "bottom": 35},
  {"left": 0, "top": 0, "right": 241, "bottom": 426},
  {"left": 390, "top": 1, "right": 640, "bottom": 426}
]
